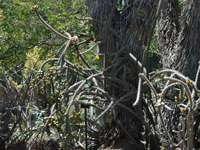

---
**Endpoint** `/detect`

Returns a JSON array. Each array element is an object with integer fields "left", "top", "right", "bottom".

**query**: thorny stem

[
  {"left": 164, "top": 77, "right": 193, "bottom": 110},
  {"left": 139, "top": 73, "right": 158, "bottom": 101},
  {"left": 64, "top": 73, "right": 103, "bottom": 116},
  {"left": 80, "top": 42, "right": 100, "bottom": 55},
  {"left": 113, "top": 92, "right": 137, "bottom": 108},
  {"left": 161, "top": 82, "right": 182, "bottom": 99},
  {"left": 186, "top": 110, "right": 193, "bottom": 150},
  {"left": 138, "top": 66, "right": 197, "bottom": 149},
  {"left": 129, "top": 53, "right": 147, "bottom": 74},
  {"left": 133, "top": 77, "right": 142, "bottom": 106},
  {"left": 195, "top": 64, "right": 200, "bottom": 87},
  {"left": 158, "top": 109, "right": 176, "bottom": 148},
  {"left": 35, "top": 8, "right": 70, "bottom": 40},
  {"left": 95, "top": 100, "right": 114, "bottom": 121}
]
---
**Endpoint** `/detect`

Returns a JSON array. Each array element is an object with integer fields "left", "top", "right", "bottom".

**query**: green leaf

[{"left": 160, "top": 146, "right": 165, "bottom": 150}]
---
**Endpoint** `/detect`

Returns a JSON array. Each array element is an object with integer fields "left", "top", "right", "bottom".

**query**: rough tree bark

[
  {"left": 157, "top": 0, "right": 181, "bottom": 69},
  {"left": 157, "top": 0, "right": 200, "bottom": 83},
  {"left": 86, "top": 0, "right": 160, "bottom": 149},
  {"left": 156, "top": 1, "right": 181, "bottom": 149},
  {"left": 174, "top": 0, "right": 200, "bottom": 84}
]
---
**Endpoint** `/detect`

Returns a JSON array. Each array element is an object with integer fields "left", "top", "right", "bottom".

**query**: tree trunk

[
  {"left": 175, "top": 0, "right": 200, "bottom": 148},
  {"left": 174, "top": 0, "right": 200, "bottom": 83},
  {"left": 157, "top": 0, "right": 181, "bottom": 69},
  {"left": 86, "top": 1, "right": 160, "bottom": 149}
]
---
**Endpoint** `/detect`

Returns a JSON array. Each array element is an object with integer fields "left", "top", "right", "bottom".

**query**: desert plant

[{"left": 134, "top": 64, "right": 200, "bottom": 149}]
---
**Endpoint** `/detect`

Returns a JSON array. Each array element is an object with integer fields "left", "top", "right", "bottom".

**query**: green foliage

[
  {"left": 0, "top": 0, "right": 102, "bottom": 149},
  {"left": 1, "top": 2, "right": 48, "bottom": 69},
  {"left": 179, "top": 0, "right": 186, "bottom": 11},
  {"left": 0, "top": 0, "right": 94, "bottom": 76},
  {"left": 160, "top": 146, "right": 165, "bottom": 150}
]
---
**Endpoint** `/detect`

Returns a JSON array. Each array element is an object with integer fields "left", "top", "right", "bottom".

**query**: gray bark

[{"left": 174, "top": 0, "right": 200, "bottom": 82}]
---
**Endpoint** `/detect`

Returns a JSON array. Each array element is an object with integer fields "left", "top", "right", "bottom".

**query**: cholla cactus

[{"left": 135, "top": 66, "right": 200, "bottom": 149}]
